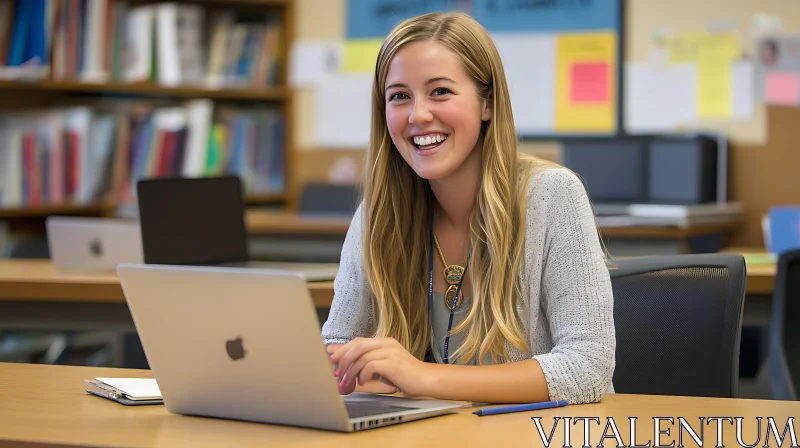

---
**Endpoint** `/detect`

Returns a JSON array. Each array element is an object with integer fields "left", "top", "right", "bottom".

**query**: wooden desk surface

[
  {"left": 721, "top": 247, "right": 777, "bottom": 295},
  {"left": 0, "top": 260, "right": 335, "bottom": 307},
  {"left": 246, "top": 210, "right": 352, "bottom": 236},
  {"left": 2, "top": 362, "right": 798, "bottom": 448},
  {"left": 0, "top": 254, "right": 776, "bottom": 304},
  {"left": 246, "top": 210, "right": 739, "bottom": 239}
]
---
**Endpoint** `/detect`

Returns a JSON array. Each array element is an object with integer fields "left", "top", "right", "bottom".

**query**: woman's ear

[{"left": 481, "top": 90, "right": 493, "bottom": 121}]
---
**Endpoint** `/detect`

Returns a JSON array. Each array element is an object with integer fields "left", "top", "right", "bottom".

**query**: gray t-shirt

[{"left": 430, "top": 292, "right": 475, "bottom": 365}]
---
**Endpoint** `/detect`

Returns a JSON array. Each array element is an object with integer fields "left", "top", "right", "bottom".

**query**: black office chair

[
  {"left": 610, "top": 254, "right": 746, "bottom": 398},
  {"left": 297, "top": 183, "right": 360, "bottom": 216},
  {"left": 768, "top": 249, "right": 800, "bottom": 400}
]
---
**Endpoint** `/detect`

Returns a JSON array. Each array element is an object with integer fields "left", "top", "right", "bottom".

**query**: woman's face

[{"left": 384, "top": 40, "right": 491, "bottom": 181}]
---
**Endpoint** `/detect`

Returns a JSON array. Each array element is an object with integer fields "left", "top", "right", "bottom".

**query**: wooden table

[
  {"left": 743, "top": 263, "right": 776, "bottom": 295},
  {"left": 0, "top": 259, "right": 335, "bottom": 307},
  {"left": 0, "top": 259, "right": 334, "bottom": 351},
  {"left": 2, "top": 362, "right": 798, "bottom": 448},
  {"left": 246, "top": 210, "right": 352, "bottom": 236},
  {"left": 0, "top": 255, "right": 776, "bottom": 309},
  {"left": 721, "top": 247, "right": 777, "bottom": 295},
  {"left": 244, "top": 211, "right": 741, "bottom": 262},
  {"left": 246, "top": 210, "right": 738, "bottom": 239}
]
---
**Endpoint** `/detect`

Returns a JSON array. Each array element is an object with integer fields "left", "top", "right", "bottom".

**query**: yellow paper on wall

[
  {"left": 342, "top": 38, "right": 383, "bottom": 73},
  {"left": 668, "top": 32, "right": 740, "bottom": 118},
  {"left": 668, "top": 32, "right": 740, "bottom": 63},
  {"left": 555, "top": 32, "right": 616, "bottom": 133},
  {"left": 697, "top": 59, "right": 733, "bottom": 118}
]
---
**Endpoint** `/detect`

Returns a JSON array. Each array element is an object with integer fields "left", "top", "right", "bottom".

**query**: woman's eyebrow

[
  {"left": 425, "top": 76, "right": 456, "bottom": 85},
  {"left": 385, "top": 76, "right": 457, "bottom": 92}
]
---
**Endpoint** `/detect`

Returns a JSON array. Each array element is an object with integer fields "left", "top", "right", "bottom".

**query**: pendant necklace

[{"left": 432, "top": 231, "right": 466, "bottom": 310}]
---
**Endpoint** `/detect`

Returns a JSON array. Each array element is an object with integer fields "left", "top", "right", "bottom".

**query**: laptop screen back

[{"left": 137, "top": 177, "right": 250, "bottom": 265}]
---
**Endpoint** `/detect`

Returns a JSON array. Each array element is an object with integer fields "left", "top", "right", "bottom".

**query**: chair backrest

[
  {"left": 769, "top": 249, "right": 800, "bottom": 400},
  {"left": 610, "top": 254, "right": 746, "bottom": 398},
  {"left": 297, "top": 183, "right": 360, "bottom": 216}
]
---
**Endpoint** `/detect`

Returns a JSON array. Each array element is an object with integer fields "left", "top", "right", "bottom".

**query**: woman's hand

[
  {"left": 327, "top": 337, "right": 436, "bottom": 397},
  {"left": 326, "top": 343, "right": 397, "bottom": 394}
]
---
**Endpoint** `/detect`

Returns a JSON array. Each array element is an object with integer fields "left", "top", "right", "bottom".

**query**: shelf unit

[
  {"left": 0, "top": 80, "right": 291, "bottom": 101},
  {"left": 0, "top": 0, "right": 296, "bottom": 222}
]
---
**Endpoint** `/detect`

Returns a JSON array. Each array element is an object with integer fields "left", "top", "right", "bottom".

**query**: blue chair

[{"left": 768, "top": 249, "right": 800, "bottom": 400}]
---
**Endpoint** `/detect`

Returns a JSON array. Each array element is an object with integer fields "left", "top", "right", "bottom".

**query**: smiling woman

[
  {"left": 384, "top": 42, "right": 490, "bottom": 182},
  {"left": 321, "top": 11, "right": 616, "bottom": 406}
]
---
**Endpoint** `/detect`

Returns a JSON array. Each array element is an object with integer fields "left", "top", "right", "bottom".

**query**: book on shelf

[
  {"left": 0, "top": 0, "right": 284, "bottom": 88},
  {"left": 0, "top": 100, "right": 286, "bottom": 210}
]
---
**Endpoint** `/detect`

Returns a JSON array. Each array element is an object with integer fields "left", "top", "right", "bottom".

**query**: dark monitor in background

[
  {"left": 562, "top": 135, "right": 722, "bottom": 208},
  {"left": 136, "top": 176, "right": 250, "bottom": 265},
  {"left": 562, "top": 139, "right": 649, "bottom": 205},
  {"left": 648, "top": 136, "right": 718, "bottom": 204}
]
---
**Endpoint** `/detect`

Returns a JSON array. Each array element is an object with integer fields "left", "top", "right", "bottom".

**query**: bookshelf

[
  {"left": 0, "top": 203, "right": 113, "bottom": 219},
  {"left": 0, "top": 0, "right": 296, "bottom": 223},
  {"left": 0, "top": 80, "right": 291, "bottom": 101}
]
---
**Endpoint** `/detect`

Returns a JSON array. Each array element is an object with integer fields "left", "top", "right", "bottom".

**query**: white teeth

[{"left": 413, "top": 134, "right": 447, "bottom": 146}]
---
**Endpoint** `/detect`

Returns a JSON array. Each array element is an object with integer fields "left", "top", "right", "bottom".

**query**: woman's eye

[
  {"left": 432, "top": 87, "right": 452, "bottom": 96},
  {"left": 389, "top": 92, "right": 409, "bottom": 101}
]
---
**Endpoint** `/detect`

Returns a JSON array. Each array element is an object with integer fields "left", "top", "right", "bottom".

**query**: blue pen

[{"left": 472, "top": 400, "right": 568, "bottom": 416}]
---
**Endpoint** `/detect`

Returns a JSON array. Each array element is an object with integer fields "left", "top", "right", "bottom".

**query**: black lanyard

[{"left": 427, "top": 231, "right": 468, "bottom": 364}]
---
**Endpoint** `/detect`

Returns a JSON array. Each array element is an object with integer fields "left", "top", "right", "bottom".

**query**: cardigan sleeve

[
  {"left": 321, "top": 203, "right": 374, "bottom": 345},
  {"left": 531, "top": 169, "right": 616, "bottom": 404}
]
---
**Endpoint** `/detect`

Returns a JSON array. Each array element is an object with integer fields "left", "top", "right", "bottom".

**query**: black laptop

[{"left": 135, "top": 176, "right": 339, "bottom": 281}]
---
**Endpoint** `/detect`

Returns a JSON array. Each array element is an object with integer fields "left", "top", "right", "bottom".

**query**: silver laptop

[
  {"left": 116, "top": 263, "right": 461, "bottom": 432},
  {"left": 221, "top": 260, "right": 339, "bottom": 282},
  {"left": 47, "top": 216, "right": 144, "bottom": 271}
]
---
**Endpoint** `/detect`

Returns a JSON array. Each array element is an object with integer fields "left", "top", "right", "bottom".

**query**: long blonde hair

[{"left": 362, "top": 12, "right": 554, "bottom": 364}]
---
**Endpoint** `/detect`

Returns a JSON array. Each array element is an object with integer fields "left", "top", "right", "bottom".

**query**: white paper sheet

[
  {"left": 314, "top": 73, "right": 373, "bottom": 149},
  {"left": 289, "top": 40, "right": 342, "bottom": 88},
  {"left": 96, "top": 377, "right": 162, "bottom": 399},
  {"left": 625, "top": 62, "right": 697, "bottom": 133},
  {"left": 494, "top": 33, "right": 556, "bottom": 134},
  {"left": 732, "top": 61, "right": 755, "bottom": 120}
]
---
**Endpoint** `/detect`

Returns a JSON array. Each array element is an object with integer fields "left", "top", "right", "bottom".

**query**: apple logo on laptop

[
  {"left": 226, "top": 336, "right": 246, "bottom": 361},
  {"left": 89, "top": 239, "right": 103, "bottom": 258}
]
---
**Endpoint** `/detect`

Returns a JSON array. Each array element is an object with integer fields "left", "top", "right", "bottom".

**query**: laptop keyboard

[{"left": 345, "top": 402, "right": 415, "bottom": 418}]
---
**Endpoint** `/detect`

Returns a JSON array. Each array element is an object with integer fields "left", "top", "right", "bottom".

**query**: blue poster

[
  {"left": 346, "top": 0, "right": 620, "bottom": 39},
  {"left": 346, "top": 0, "right": 457, "bottom": 39},
  {"left": 474, "top": 0, "right": 619, "bottom": 33}
]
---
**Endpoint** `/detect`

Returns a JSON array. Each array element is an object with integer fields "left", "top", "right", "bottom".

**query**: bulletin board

[
  {"left": 623, "top": 0, "right": 800, "bottom": 144},
  {"left": 309, "top": 0, "right": 623, "bottom": 148}
]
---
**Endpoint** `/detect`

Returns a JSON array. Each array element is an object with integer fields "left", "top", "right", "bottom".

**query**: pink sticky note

[
  {"left": 570, "top": 62, "right": 609, "bottom": 103},
  {"left": 765, "top": 72, "right": 800, "bottom": 105}
]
